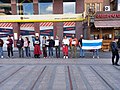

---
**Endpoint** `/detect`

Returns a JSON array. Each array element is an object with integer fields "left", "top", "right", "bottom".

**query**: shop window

[
  {"left": 96, "top": 3, "right": 100, "bottom": 11},
  {"left": 86, "top": 3, "right": 90, "bottom": 14},
  {"left": 39, "top": 2, "right": 53, "bottom": 14},
  {"left": 0, "top": 2, "right": 11, "bottom": 15},
  {"left": 16, "top": 0, "right": 33, "bottom": 15},
  {"left": 102, "top": 34, "right": 112, "bottom": 40}
]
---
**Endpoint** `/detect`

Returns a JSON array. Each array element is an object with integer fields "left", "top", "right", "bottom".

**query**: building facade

[{"left": 0, "top": 0, "right": 84, "bottom": 42}]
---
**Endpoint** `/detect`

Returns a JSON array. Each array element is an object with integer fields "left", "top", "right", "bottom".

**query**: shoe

[
  {"left": 97, "top": 56, "right": 99, "bottom": 59},
  {"left": 1, "top": 56, "right": 3, "bottom": 58},
  {"left": 66, "top": 56, "right": 68, "bottom": 59},
  {"left": 63, "top": 56, "right": 65, "bottom": 59},
  {"left": 93, "top": 56, "right": 94, "bottom": 58},
  {"left": 115, "top": 64, "right": 120, "bottom": 66}
]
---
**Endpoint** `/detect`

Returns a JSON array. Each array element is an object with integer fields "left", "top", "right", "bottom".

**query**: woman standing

[
  {"left": 24, "top": 37, "right": 30, "bottom": 57},
  {"left": 62, "top": 36, "right": 69, "bottom": 59},
  {"left": 34, "top": 36, "right": 41, "bottom": 58},
  {"left": 6, "top": 35, "right": 13, "bottom": 58},
  {"left": 42, "top": 36, "right": 47, "bottom": 58}
]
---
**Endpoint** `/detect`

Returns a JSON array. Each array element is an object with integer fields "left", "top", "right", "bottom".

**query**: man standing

[
  {"left": 69, "top": 35, "right": 78, "bottom": 58},
  {"left": 55, "top": 36, "right": 60, "bottom": 58},
  {"left": 16, "top": 35, "right": 24, "bottom": 58},
  {"left": 110, "top": 38, "right": 119, "bottom": 66},
  {"left": 47, "top": 36, "right": 55, "bottom": 58},
  {"left": 6, "top": 35, "right": 13, "bottom": 58},
  {"left": 78, "top": 35, "right": 84, "bottom": 58},
  {"left": 0, "top": 38, "right": 4, "bottom": 58}
]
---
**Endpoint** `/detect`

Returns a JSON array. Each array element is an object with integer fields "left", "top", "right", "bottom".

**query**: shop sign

[{"left": 96, "top": 14, "right": 120, "bottom": 18}]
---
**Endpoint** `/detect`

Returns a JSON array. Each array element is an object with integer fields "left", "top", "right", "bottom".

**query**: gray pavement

[{"left": 0, "top": 51, "right": 120, "bottom": 90}]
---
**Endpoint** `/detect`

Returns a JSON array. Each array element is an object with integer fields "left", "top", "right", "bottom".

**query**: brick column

[
  {"left": 11, "top": 0, "right": 20, "bottom": 46},
  {"left": 53, "top": 0, "right": 63, "bottom": 40},
  {"left": 33, "top": 0, "right": 40, "bottom": 36},
  {"left": 76, "top": 0, "right": 84, "bottom": 39}
]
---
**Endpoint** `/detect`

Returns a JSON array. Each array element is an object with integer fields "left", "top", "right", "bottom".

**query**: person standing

[
  {"left": 78, "top": 34, "right": 84, "bottom": 58},
  {"left": 69, "top": 35, "right": 78, "bottom": 58},
  {"left": 16, "top": 35, "right": 24, "bottom": 58},
  {"left": 55, "top": 36, "right": 60, "bottom": 58},
  {"left": 0, "top": 38, "right": 4, "bottom": 58},
  {"left": 42, "top": 36, "right": 47, "bottom": 58},
  {"left": 47, "top": 36, "right": 55, "bottom": 58},
  {"left": 33, "top": 36, "right": 41, "bottom": 58},
  {"left": 93, "top": 36, "right": 99, "bottom": 59},
  {"left": 110, "top": 38, "right": 119, "bottom": 66},
  {"left": 24, "top": 37, "right": 30, "bottom": 57},
  {"left": 6, "top": 35, "right": 13, "bottom": 58},
  {"left": 62, "top": 36, "right": 69, "bottom": 59}
]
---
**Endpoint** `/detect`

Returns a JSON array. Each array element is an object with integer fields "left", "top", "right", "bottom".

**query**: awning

[
  {"left": 94, "top": 21, "right": 120, "bottom": 28},
  {"left": 0, "top": 22, "right": 75, "bottom": 28}
]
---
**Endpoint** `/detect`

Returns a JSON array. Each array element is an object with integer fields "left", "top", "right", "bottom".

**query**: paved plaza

[
  {"left": 0, "top": 51, "right": 120, "bottom": 90},
  {"left": 0, "top": 59, "right": 120, "bottom": 90}
]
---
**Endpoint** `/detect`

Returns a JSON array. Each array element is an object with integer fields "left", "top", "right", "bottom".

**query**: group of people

[
  {"left": 33, "top": 34, "right": 99, "bottom": 59},
  {"left": 0, "top": 34, "right": 120, "bottom": 65},
  {"left": 0, "top": 34, "right": 87, "bottom": 59},
  {"left": 0, "top": 35, "right": 31, "bottom": 58}
]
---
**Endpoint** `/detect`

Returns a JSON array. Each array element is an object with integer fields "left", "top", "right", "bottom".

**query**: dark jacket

[
  {"left": 0, "top": 39, "right": 4, "bottom": 47},
  {"left": 78, "top": 38, "right": 82, "bottom": 47},
  {"left": 16, "top": 38, "right": 24, "bottom": 48},
  {"left": 7, "top": 39, "right": 13, "bottom": 47},
  {"left": 47, "top": 39, "right": 55, "bottom": 47},
  {"left": 110, "top": 41, "right": 119, "bottom": 52}
]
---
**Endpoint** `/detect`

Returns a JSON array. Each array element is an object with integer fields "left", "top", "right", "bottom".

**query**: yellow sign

[{"left": 0, "top": 14, "right": 85, "bottom": 22}]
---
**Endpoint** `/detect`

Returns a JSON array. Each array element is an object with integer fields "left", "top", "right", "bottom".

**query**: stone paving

[{"left": 0, "top": 58, "right": 120, "bottom": 90}]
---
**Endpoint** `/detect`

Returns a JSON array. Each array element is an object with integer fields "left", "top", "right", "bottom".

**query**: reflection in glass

[
  {"left": 23, "top": 3, "right": 33, "bottom": 15},
  {"left": 39, "top": 3, "right": 53, "bottom": 14},
  {"left": 63, "top": 2, "right": 75, "bottom": 14}
]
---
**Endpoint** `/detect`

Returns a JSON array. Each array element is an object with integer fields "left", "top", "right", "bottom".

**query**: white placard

[
  {"left": 5, "top": 41, "right": 9, "bottom": 44},
  {"left": 72, "top": 40, "right": 76, "bottom": 45},
  {"left": 55, "top": 40, "right": 59, "bottom": 46},
  {"left": 62, "top": 39, "right": 69, "bottom": 45},
  {"left": 46, "top": 41, "right": 49, "bottom": 45},
  {"left": 35, "top": 41, "right": 39, "bottom": 44}
]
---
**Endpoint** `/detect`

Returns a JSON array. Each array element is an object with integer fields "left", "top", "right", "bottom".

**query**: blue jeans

[
  {"left": 93, "top": 49, "right": 99, "bottom": 57},
  {"left": 25, "top": 47, "right": 30, "bottom": 57},
  {"left": 48, "top": 47, "right": 53, "bottom": 57},
  {"left": 80, "top": 47, "right": 84, "bottom": 57},
  {"left": 0, "top": 47, "right": 3, "bottom": 57}
]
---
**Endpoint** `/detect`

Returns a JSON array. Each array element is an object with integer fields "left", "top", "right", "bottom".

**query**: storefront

[{"left": 94, "top": 11, "right": 120, "bottom": 51}]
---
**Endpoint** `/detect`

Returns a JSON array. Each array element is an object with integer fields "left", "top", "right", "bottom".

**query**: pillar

[
  {"left": 76, "top": 0, "right": 84, "bottom": 39},
  {"left": 11, "top": 0, "right": 20, "bottom": 46},
  {"left": 33, "top": 0, "right": 40, "bottom": 36},
  {"left": 53, "top": 0, "right": 63, "bottom": 40}
]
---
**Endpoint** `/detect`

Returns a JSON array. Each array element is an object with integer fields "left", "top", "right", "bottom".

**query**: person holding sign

[
  {"left": 78, "top": 34, "right": 84, "bottom": 58},
  {"left": 62, "top": 36, "right": 69, "bottom": 59},
  {"left": 55, "top": 36, "right": 60, "bottom": 58},
  {"left": 33, "top": 36, "right": 42, "bottom": 58},
  {"left": 7, "top": 35, "right": 13, "bottom": 58},
  {"left": 47, "top": 36, "right": 55, "bottom": 58},
  {"left": 0, "top": 38, "right": 4, "bottom": 58},
  {"left": 69, "top": 35, "right": 78, "bottom": 58},
  {"left": 16, "top": 35, "right": 24, "bottom": 58},
  {"left": 42, "top": 36, "right": 47, "bottom": 58}
]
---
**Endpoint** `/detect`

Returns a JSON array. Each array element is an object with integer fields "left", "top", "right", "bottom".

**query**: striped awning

[{"left": 0, "top": 22, "right": 75, "bottom": 28}]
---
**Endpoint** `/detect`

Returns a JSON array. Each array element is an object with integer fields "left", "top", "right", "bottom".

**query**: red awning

[{"left": 94, "top": 20, "right": 120, "bottom": 28}]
